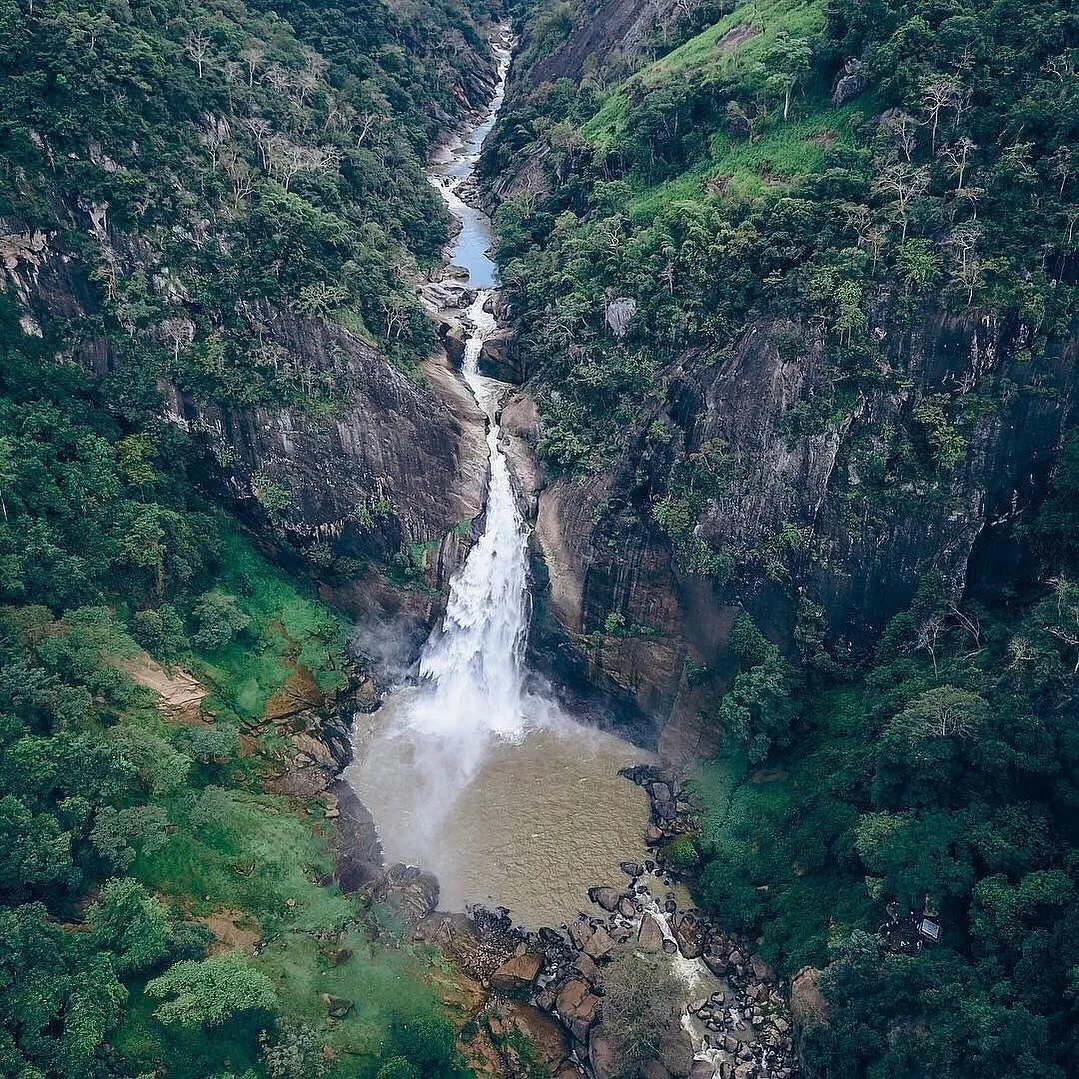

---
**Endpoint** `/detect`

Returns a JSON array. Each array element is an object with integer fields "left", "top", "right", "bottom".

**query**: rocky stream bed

[
  {"left": 311, "top": 28, "right": 806, "bottom": 1078},
  {"left": 330, "top": 764, "right": 802, "bottom": 1079}
]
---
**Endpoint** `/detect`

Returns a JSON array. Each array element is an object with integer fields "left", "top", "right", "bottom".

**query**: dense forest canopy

[
  {"left": 0, "top": 0, "right": 495, "bottom": 403},
  {"left": 484, "top": 0, "right": 1078, "bottom": 1076},
  {"left": 0, "top": 1, "right": 497, "bottom": 1075},
  {"left": 0, "top": 0, "right": 1076, "bottom": 1075},
  {"left": 485, "top": 0, "right": 1074, "bottom": 473}
]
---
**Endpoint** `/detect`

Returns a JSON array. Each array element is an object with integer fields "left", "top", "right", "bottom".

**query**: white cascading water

[{"left": 405, "top": 292, "right": 531, "bottom": 752}]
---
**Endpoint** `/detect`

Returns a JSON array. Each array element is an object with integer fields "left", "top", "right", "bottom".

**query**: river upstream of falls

[{"left": 343, "top": 38, "right": 653, "bottom": 930}]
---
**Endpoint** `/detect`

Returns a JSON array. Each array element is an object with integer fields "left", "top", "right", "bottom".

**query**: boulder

[
  {"left": 832, "top": 58, "right": 867, "bottom": 106},
  {"left": 503, "top": 1002, "right": 573, "bottom": 1074},
  {"left": 490, "top": 952, "right": 543, "bottom": 993},
  {"left": 689, "top": 1062, "right": 717, "bottom": 1079},
  {"left": 375, "top": 863, "right": 439, "bottom": 925},
  {"left": 589, "top": 1030, "right": 618, "bottom": 1079},
  {"left": 440, "top": 321, "right": 467, "bottom": 366},
  {"left": 568, "top": 918, "right": 593, "bottom": 952},
  {"left": 478, "top": 328, "right": 522, "bottom": 382},
  {"left": 555, "top": 978, "right": 600, "bottom": 1041},
  {"left": 671, "top": 914, "right": 705, "bottom": 959},
  {"left": 637, "top": 913, "right": 665, "bottom": 952},
  {"left": 589, "top": 885, "right": 623, "bottom": 912},
  {"left": 584, "top": 925, "right": 614, "bottom": 959},
  {"left": 320, "top": 993, "right": 353, "bottom": 1019},
  {"left": 574, "top": 951, "right": 600, "bottom": 985},
  {"left": 702, "top": 953, "right": 728, "bottom": 978}
]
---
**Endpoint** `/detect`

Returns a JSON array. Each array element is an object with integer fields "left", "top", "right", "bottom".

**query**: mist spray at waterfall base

[{"left": 345, "top": 293, "right": 651, "bottom": 928}]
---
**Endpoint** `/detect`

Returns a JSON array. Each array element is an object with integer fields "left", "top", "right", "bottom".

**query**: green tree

[
  {"left": 758, "top": 31, "right": 814, "bottom": 121},
  {"left": 192, "top": 590, "right": 251, "bottom": 650},
  {"left": 145, "top": 951, "right": 278, "bottom": 1029},
  {"left": 88, "top": 877, "right": 173, "bottom": 975},
  {"left": 599, "top": 952, "right": 684, "bottom": 1075}
]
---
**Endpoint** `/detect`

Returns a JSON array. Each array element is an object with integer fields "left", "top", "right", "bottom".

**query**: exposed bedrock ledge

[
  {"left": 1, "top": 219, "right": 491, "bottom": 635},
  {"left": 158, "top": 304, "right": 489, "bottom": 564},
  {"left": 522, "top": 0, "right": 692, "bottom": 87}
]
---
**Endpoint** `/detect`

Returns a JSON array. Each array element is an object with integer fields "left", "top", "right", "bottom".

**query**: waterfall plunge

[
  {"left": 403, "top": 294, "right": 532, "bottom": 762},
  {"left": 344, "top": 33, "right": 651, "bottom": 926},
  {"left": 366, "top": 292, "right": 553, "bottom": 844}
]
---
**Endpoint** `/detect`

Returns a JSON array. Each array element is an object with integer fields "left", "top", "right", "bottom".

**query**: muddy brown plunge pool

[
  {"left": 345, "top": 699, "right": 652, "bottom": 929},
  {"left": 344, "top": 30, "right": 653, "bottom": 930}
]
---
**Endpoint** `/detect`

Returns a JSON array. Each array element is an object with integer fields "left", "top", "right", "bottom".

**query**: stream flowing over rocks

[{"left": 337, "top": 28, "right": 800, "bottom": 1079}]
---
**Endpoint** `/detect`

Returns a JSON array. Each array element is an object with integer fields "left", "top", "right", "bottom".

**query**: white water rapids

[
  {"left": 412, "top": 293, "right": 530, "bottom": 750},
  {"left": 345, "top": 37, "right": 652, "bottom": 928}
]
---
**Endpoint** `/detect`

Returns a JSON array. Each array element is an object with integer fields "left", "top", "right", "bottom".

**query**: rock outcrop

[
  {"left": 513, "top": 310, "right": 1077, "bottom": 745},
  {"left": 153, "top": 300, "right": 488, "bottom": 565},
  {"left": 0, "top": 217, "right": 490, "bottom": 633},
  {"left": 524, "top": 0, "right": 693, "bottom": 86}
]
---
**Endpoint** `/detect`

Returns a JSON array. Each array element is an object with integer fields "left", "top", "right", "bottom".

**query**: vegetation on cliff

[
  {"left": 483, "top": 0, "right": 1074, "bottom": 592},
  {"left": 0, "top": 298, "right": 474, "bottom": 1078},
  {"left": 0, "top": 1, "right": 496, "bottom": 1075},
  {"left": 1, "top": 0, "right": 493, "bottom": 400},
  {"left": 486, "top": 1, "right": 1077, "bottom": 1076},
  {"left": 691, "top": 453, "right": 1079, "bottom": 1076}
]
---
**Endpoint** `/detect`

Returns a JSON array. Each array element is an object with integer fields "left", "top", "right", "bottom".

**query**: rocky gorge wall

[
  {"left": 0, "top": 3, "right": 508, "bottom": 646},
  {"left": 483, "top": 0, "right": 1079, "bottom": 749},
  {"left": 501, "top": 301, "right": 1078, "bottom": 750}
]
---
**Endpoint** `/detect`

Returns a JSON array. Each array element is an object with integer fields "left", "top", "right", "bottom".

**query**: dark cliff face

[
  {"left": 2, "top": 217, "right": 488, "bottom": 617},
  {"left": 507, "top": 307, "right": 1077, "bottom": 746},
  {"left": 683, "top": 310, "right": 1077, "bottom": 644},
  {"left": 486, "top": 0, "right": 1078, "bottom": 746},
  {"left": 522, "top": 0, "right": 687, "bottom": 85},
  {"left": 151, "top": 299, "right": 487, "bottom": 562}
]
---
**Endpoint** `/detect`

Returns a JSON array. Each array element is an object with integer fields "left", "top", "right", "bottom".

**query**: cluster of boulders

[
  {"left": 421, "top": 267, "right": 521, "bottom": 381},
  {"left": 337, "top": 757, "right": 799, "bottom": 1078},
  {"left": 620, "top": 765, "right": 703, "bottom": 851},
  {"left": 390, "top": 759, "right": 803, "bottom": 1079},
  {"left": 689, "top": 931, "right": 798, "bottom": 1079},
  {"left": 443, "top": 854, "right": 798, "bottom": 1079}
]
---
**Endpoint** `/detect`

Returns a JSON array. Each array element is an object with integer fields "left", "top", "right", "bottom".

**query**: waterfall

[
  {"left": 344, "top": 30, "right": 652, "bottom": 927},
  {"left": 407, "top": 291, "right": 531, "bottom": 744}
]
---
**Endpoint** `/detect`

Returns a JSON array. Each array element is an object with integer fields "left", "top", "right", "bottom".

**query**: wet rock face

[
  {"left": 478, "top": 326, "right": 524, "bottom": 383},
  {"left": 524, "top": 310, "right": 1077, "bottom": 740},
  {"left": 332, "top": 782, "right": 384, "bottom": 893}
]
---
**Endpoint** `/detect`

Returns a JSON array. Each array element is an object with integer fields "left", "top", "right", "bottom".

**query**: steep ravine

[
  {"left": 343, "top": 29, "right": 655, "bottom": 933},
  {"left": 334, "top": 32, "right": 802, "bottom": 1079},
  {"left": 481, "top": 0, "right": 1079, "bottom": 755}
]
